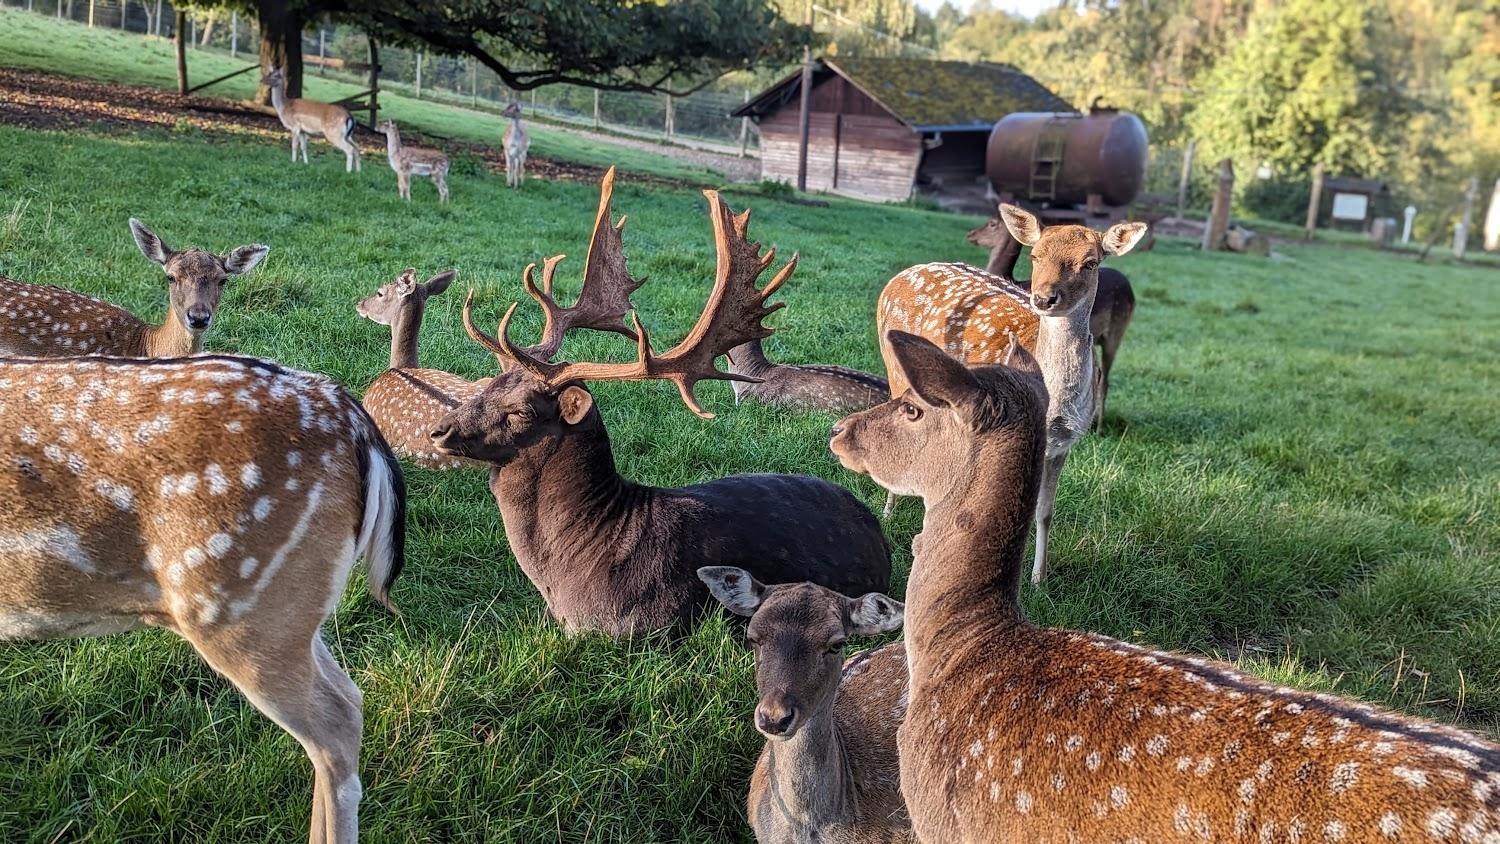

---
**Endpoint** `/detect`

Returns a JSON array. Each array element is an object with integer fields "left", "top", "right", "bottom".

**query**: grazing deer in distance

[
  {"left": 725, "top": 338, "right": 890, "bottom": 414},
  {"left": 261, "top": 67, "right": 361, "bottom": 172},
  {"left": 832, "top": 331, "right": 1500, "bottom": 843},
  {"left": 969, "top": 215, "right": 1137, "bottom": 429},
  {"left": 502, "top": 101, "right": 529, "bottom": 188},
  {"left": 0, "top": 219, "right": 268, "bottom": 359},
  {"left": 0, "top": 353, "right": 407, "bottom": 844},
  {"left": 376, "top": 120, "right": 450, "bottom": 203},
  {"left": 877, "top": 205, "right": 1147, "bottom": 582},
  {"left": 699, "top": 567, "right": 912, "bottom": 844},
  {"left": 428, "top": 172, "right": 890, "bottom": 636}
]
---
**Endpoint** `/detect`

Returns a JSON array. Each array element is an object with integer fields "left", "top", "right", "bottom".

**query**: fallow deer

[
  {"left": 262, "top": 67, "right": 361, "bottom": 173},
  {"left": 0, "top": 353, "right": 407, "bottom": 844},
  {"left": 699, "top": 567, "right": 912, "bottom": 844},
  {"left": 725, "top": 337, "right": 890, "bottom": 414},
  {"left": 0, "top": 219, "right": 268, "bottom": 359},
  {"left": 832, "top": 331, "right": 1500, "bottom": 843},
  {"left": 968, "top": 215, "right": 1137, "bottom": 428},
  {"left": 877, "top": 205, "right": 1146, "bottom": 582},
  {"left": 428, "top": 185, "right": 890, "bottom": 637},
  {"left": 376, "top": 120, "right": 450, "bottom": 203},
  {"left": 502, "top": 101, "right": 529, "bottom": 188}
]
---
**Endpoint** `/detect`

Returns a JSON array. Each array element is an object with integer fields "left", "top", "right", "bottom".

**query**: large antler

[{"left": 467, "top": 188, "right": 796, "bottom": 419}]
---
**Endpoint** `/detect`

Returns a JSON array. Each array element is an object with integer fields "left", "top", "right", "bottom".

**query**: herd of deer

[
  {"left": 1, "top": 160, "right": 1496, "bottom": 844},
  {"left": 260, "top": 66, "right": 530, "bottom": 201}
]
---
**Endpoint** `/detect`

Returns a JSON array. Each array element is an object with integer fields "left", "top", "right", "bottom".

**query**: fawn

[
  {"left": 376, "top": 120, "right": 451, "bottom": 203},
  {"left": 262, "top": 67, "right": 361, "bottom": 172},
  {"left": 832, "top": 331, "right": 1500, "bottom": 842},
  {"left": 700, "top": 567, "right": 912, "bottom": 843},
  {"left": 726, "top": 337, "right": 890, "bottom": 414},
  {"left": 428, "top": 177, "right": 890, "bottom": 636},
  {"left": 0, "top": 353, "right": 406, "bottom": 843},
  {"left": 0, "top": 219, "right": 267, "bottom": 359}
]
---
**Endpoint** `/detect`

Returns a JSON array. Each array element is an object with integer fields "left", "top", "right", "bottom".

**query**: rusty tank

[{"left": 986, "top": 109, "right": 1149, "bottom": 208}]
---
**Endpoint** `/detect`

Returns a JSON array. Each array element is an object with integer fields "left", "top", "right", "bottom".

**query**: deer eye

[
  {"left": 900, "top": 402, "right": 922, "bottom": 421},
  {"left": 1082, "top": 260, "right": 1098, "bottom": 272},
  {"left": 827, "top": 640, "right": 846, "bottom": 654}
]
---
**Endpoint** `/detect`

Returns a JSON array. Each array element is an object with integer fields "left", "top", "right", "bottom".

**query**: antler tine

[{"left": 462, "top": 289, "right": 558, "bottom": 380}]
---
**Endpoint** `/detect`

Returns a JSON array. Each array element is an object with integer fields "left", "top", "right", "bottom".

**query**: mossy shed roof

[{"left": 735, "top": 56, "right": 1075, "bottom": 132}]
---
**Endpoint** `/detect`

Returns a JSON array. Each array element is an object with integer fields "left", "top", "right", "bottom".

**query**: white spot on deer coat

[{"left": 0, "top": 525, "right": 95, "bottom": 572}]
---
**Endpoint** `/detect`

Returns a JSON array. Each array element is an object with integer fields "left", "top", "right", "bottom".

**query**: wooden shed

[{"left": 734, "top": 57, "right": 1073, "bottom": 207}]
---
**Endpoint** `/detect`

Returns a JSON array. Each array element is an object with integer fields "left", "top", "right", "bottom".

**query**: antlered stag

[
  {"left": 0, "top": 353, "right": 406, "bottom": 844},
  {"left": 0, "top": 219, "right": 268, "bottom": 358},
  {"left": 429, "top": 186, "right": 890, "bottom": 636},
  {"left": 832, "top": 332, "right": 1500, "bottom": 844}
]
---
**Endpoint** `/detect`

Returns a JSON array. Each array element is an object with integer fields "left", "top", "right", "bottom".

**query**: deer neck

[
  {"left": 905, "top": 437, "right": 1039, "bottom": 684},
  {"left": 762, "top": 700, "right": 854, "bottom": 832},
  {"left": 1033, "top": 290, "right": 1096, "bottom": 452},
  {"left": 269, "top": 82, "right": 289, "bottom": 121},
  {"left": 726, "top": 340, "right": 774, "bottom": 398},
  {"left": 388, "top": 299, "right": 424, "bottom": 369},
  {"left": 384, "top": 131, "right": 401, "bottom": 165},
  {"left": 143, "top": 309, "right": 200, "bottom": 357}
]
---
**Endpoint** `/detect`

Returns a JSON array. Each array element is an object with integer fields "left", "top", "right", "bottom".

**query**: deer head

[
  {"left": 966, "top": 217, "right": 1009, "bottom": 249},
  {"left": 430, "top": 170, "right": 791, "bottom": 463},
  {"left": 698, "top": 566, "right": 902, "bottom": 739},
  {"left": 998, "top": 205, "right": 1145, "bottom": 316},
  {"left": 128, "top": 218, "right": 268, "bottom": 333},
  {"left": 355, "top": 267, "right": 456, "bottom": 326},
  {"left": 259, "top": 66, "right": 284, "bottom": 88},
  {"left": 503, "top": 102, "right": 523, "bottom": 119},
  {"left": 831, "top": 331, "right": 1045, "bottom": 504}
]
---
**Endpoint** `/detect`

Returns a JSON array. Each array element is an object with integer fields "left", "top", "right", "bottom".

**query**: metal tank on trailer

[{"left": 985, "top": 107, "right": 1150, "bottom": 223}]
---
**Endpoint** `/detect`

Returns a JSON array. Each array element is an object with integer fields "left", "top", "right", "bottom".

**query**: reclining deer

[
  {"left": 0, "top": 353, "right": 407, "bottom": 844},
  {"left": 724, "top": 337, "right": 889, "bottom": 414},
  {"left": 0, "top": 218, "right": 268, "bottom": 358},
  {"left": 700, "top": 567, "right": 912, "bottom": 843},
  {"left": 877, "top": 204, "right": 1146, "bottom": 582},
  {"left": 968, "top": 215, "right": 1137, "bottom": 429},
  {"left": 832, "top": 331, "right": 1500, "bottom": 842},
  {"left": 262, "top": 67, "right": 361, "bottom": 173},
  {"left": 428, "top": 184, "right": 891, "bottom": 637}
]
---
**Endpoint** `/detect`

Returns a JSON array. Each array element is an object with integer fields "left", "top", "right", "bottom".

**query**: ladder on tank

[{"left": 1028, "top": 121, "right": 1069, "bottom": 202}]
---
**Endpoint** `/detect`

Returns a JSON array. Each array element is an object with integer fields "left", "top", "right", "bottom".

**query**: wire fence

[{"left": 4, "top": 0, "right": 760, "bottom": 156}]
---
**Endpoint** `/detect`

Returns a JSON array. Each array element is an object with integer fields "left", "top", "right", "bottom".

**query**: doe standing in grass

[
  {"left": 502, "top": 101, "right": 529, "bottom": 188},
  {"left": 377, "top": 120, "right": 451, "bottom": 203},
  {"left": 262, "top": 66, "right": 361, "bottom": 173},
  {"left": 0, "top": 218, "right": 267, "bottom": 358}
]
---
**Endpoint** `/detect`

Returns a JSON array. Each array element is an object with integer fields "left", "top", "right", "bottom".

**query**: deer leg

[
  {"left": 1096, "top": 336, "right": 1119, "bottom": 431},
  {"left": 290, "top": 130, "right": 299, "bottom": 162},
  {"left": 195, "top": 631, "right": 362, "bottom": 843},
  {"left": 883, "top": 490, "right": 898, "bottom": 519},
  {"left": 1032, "top": 449, "right": 1068, "bottom": 584},
  {"left": 434, "top": 172, "right": 449, "bottom": 203}
]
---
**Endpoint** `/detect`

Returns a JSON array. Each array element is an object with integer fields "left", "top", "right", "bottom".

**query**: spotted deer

[
  {"left": 0, "top": 353, "right": 407, "bottom": 844},
  {"left": 262, "top": 67, "right": 361, "bottom": 172},
  {"left": 725, "top": 337, "right": 889, "bottom": 414},
  {"left": 428, "top": 183, "right": 890, "bottom": 637},
  {"left": 376, "top": 120, "right": 450, "bottom": 203},
  {"left": 877, "top": 205, "right": 1146, "bottom": 582},
  {"left": 832, "top": 331, "right": 1500, "bottom": 843},
  {"left": 502, "top": 101, "right": 529, "bottom": 188},
  {"left": 968, "top": 215, "right": 1137, "bottom": 428},
  {"left": 0, "top": 219, "right": 268, "bottom": 359},
  {"left": 699, "top": 567, "right": 912, "bottom": 844}
]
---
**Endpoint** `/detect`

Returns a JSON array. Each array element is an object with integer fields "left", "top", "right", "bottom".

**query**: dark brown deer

[
  {"left": 0, "top": 219, "right": 268, "bottom": 359},
  {"left": 428, "top": 185, "right": 891, "bottom": 637},
  {"left": 968, "top": 215, "right": 1137, "bottom": 429},
  {"left": 831, "top": 332, "right": 1500, "bottom": 843},
  {"left": 699, "top": 567, "right": 912, "bottom": 843},
  {"left": 725, "top": 337, "right": 889, "bottom": 414}
]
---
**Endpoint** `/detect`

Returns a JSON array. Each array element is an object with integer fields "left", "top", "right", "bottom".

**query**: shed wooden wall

[{"left": 756, "top": 77, "right": 922, "bottom": 202}]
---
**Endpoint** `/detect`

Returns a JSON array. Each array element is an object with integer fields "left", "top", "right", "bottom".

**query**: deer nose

[
  {"left": 830, "top": 423, "right": 844, "bottom": 438},
  {"left": 429, "top": 424, "right": 451, "bottom": 443},
  {"left": 186, "top": 308, "right": 212, "bottom": 330},
  {"left": 756, "top": 701, "right": 799, "bottom": 737},
  {"left": 1033, "top": 292, "right": 1061, "bottom": 310}
]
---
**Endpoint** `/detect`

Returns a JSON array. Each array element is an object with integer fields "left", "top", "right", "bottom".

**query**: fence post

[
  {"left": 414, "top": 48, "right": 423, "bottom": 99},
  {"left": 1454, "top": 175, "right": 1477, "bottom": 260},
  {"left": 174, "top": 9, "right": 187, "bottom": 94},
  {"left": 470, "top": 57, "right": 477, "bottom": 107},
  {"left": 229, "top": 10, "right": 237, "bottom": 56},
  {"left": 593, "top": 89, "right": 600, "bottom": 130},
  {"left": 1176, "top": 139, "right": 1195, "bottom": 217},
  {"left": 87, "top": 0, "right": 94, "bottom": 26},
  {"left": 152, "top": 0, "right": 159, "bottom": 34},
  {"left": 1202, "top": 158, "right": 1234, "bottom": 251},
  {"left": 317, "top": 28, "right": 326, "bottom": 74},
  {"left": 1402, "top": 205, "right": 1416, "bottom": 244},
  {"left": 1304, "top": 162, "right": 1324, "bottom": 240},
  {"left": 739, "top": 89, "right": 751, "bottom": 158},
  {"left": 119, "top": 0, "right": 127, "bottom": 29},
  {"left": 664, "top": 94, "right": 675, "bottom": 140}
]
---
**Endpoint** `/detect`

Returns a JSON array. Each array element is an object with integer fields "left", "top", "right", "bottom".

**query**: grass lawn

[{"left": 2, "top": 13, "right": 1500, "bottom": 844}]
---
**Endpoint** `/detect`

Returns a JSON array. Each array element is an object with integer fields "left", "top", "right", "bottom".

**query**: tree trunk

[
  {"left": 174, "top": 10, "right": 188, "bottom": 95},
  {"left": 200, "top": 10, "right": 216, "bottom": 47},
  {"left": 255, "top": 0, "right": 304, "bottom": 104}
]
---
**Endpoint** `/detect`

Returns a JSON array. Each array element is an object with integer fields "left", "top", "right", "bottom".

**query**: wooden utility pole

[
  {"left": 1176, "top": 139, "right": 1195, "bottom": 218},
  {"left": 174, "top": 10, "right": 187, "bottom": 95},
  {"left": 1202, "top": 158, "right": 1234, "bottom": 251},
  {"left": 318, "top": 28, "right": 326, "bottom": 74},
  {"left": 739, "top": 89, "right": 751, "bottom": 158},
  {"left": 470, "top": 58, "right": 478, "bottom": 107},
  {"left": 664, "top": 95, "right": 675, "bottom": 139},
  {"left": 795, "top": 0, "right": 813, "bottom": 192},
  {"left": 1304, "top": 162, "right": 1325, "bottom": 240}
]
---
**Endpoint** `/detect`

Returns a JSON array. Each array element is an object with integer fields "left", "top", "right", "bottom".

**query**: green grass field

[{"left": 2, "top": 10, "right": 1500, "bottom": 842}]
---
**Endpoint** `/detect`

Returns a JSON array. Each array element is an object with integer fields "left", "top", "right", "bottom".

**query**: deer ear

[
  {"left": 887, "top": 331, "right": 979, "bottom": 409},
  {"left": 423, "top": 269, "right": 458, "bottom": 297},
  {"left": 1101, "top": 221, "right": 1148, "bottom": 256},
  {"left": 129, "top": 218, "right": 172, "bottom": 266},
  {"left": 848, "top": 592, "right": 904, "bottom": 636},
  {"left": 222, "top": 244, "right": 270, "bottom": 275},
  {"left": 999, "top": 204, "right": 1042, "bottom": 246},
  {"left": 697, "top": 566, "right": 767, "bottom": 617},
  {"left": 558, "top": 384, "right": 594, "bottom": 425}
]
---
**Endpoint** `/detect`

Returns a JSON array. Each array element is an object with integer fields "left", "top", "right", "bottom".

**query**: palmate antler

[{"left": 464, "top": 184, "right": 796, "bottom": 419}]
